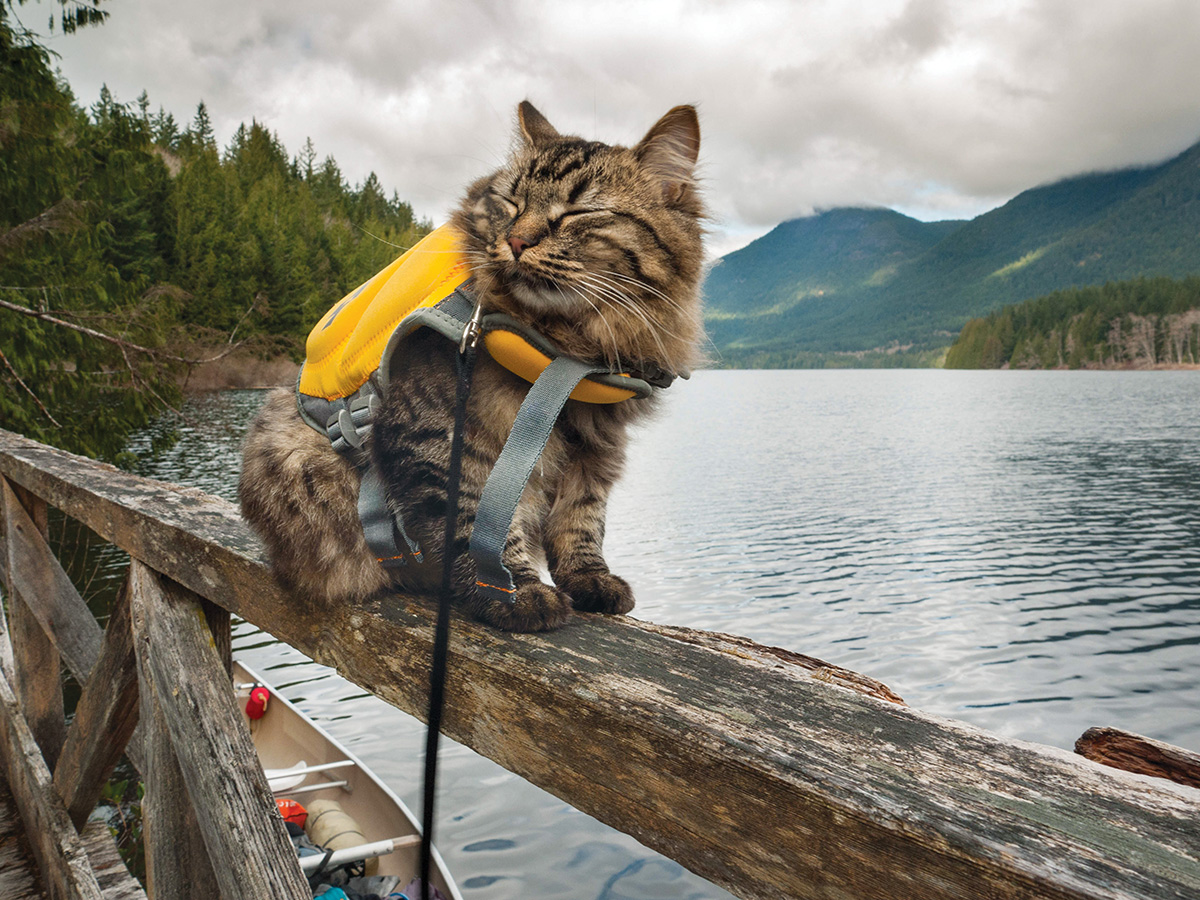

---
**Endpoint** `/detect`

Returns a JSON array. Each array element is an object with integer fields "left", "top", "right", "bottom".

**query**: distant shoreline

[
  {"left": 1014, "top": 362, "right": 1200, "bottom": 371},
  {"left": 178, "top": 353, "right": 1200, "bottom": 392},
  {"left": 183, "top": 351, "right": 299, "bottom": 392}
]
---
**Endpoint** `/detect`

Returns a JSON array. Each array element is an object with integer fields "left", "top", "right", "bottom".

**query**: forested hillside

[
  {"left": 705, "top": 142, "right": 1200, "bottom": 366},
  {"left": 944, "top": 277, "right": 1200, "bottom": 369},
  {"left": 0, "top": 6, "right": 428, "bottom": 459},
  {"left": 704, "top": 208, "right": 964, "bottom": 319}
]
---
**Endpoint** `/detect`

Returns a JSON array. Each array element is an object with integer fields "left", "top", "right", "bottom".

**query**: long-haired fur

[{"left": 240, "top": 102, "right": 705, "bottom": 632}]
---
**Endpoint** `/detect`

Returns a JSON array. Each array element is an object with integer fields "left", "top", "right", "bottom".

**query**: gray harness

[{"left": 297, "top": 285, "right": 670, "bottom": 603}]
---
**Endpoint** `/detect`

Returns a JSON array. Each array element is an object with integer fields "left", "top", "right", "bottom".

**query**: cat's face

[{"left": 453, "top": 102, "right": 705, "bottom": 372}]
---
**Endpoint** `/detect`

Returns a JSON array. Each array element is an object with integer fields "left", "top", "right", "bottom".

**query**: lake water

[{"left": 110, "top": 369, "right": 1200, "bottom": 900}]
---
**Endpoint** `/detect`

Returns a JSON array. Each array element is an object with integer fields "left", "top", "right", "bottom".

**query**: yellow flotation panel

[
  {"left": 299, "top": 225, "right": 469, "bottom": 401},
  {"left": 298, "top": 224, "right": 636, "bottom": 404}
]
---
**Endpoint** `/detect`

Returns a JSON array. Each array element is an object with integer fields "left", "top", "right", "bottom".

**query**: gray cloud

[{"left": 29, "top": 0, "right": 1200, "bottom": 257}]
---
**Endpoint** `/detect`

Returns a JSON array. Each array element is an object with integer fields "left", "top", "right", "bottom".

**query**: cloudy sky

[{"left": 22, "top": 0, "right": 1200, "bottom": 256}]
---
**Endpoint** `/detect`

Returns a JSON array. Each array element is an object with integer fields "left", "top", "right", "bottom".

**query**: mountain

[
  {"left": 704, "top": 139, "right": 1200, "bottom": 365},
  {"left": 704, "top": 208, "right": 964, "bottom": 318}
]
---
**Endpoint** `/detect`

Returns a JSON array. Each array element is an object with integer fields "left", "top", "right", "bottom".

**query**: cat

[{"left": 238, "top": 101, "right": 705, "bottom": 632}]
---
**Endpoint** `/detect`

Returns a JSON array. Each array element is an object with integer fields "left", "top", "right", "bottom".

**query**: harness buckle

[{"left": 459, "top": 300, "right": 484, "bottom": 354}]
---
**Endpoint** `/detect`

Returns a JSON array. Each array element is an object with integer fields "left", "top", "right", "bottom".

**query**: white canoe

[{"left": 234, "top": 660, "right": 463, "bottom": 900}]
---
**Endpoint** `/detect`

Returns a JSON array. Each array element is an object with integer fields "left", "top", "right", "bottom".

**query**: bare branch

[
  {"left": 226, "top": 291, "right": 267, "bottom": 345},
  {"left": 0, "top": 346, "right": 62, "bottom": 428},
  {"left": 0, "top": 295, "right": 246, "bottom": 365}
]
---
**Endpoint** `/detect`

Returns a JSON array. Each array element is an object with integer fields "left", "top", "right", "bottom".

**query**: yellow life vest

[
  {"left": 297, "top": 223, "right": 647, "bottom": 408},
  {"left": 292, "top": 224, "right": 670, "bottom": 597}
]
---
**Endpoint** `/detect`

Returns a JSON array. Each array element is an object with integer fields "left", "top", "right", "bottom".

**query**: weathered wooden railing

[
  {"left": 0, "top": 426, "right": 1198, "bottom": 900},
  {"left": 0, "top": 436, "right": 309, "bottom": 899}
]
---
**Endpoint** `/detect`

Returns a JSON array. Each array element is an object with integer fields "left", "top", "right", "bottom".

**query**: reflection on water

[{"left": 110, "top": 370, "right": 1199, "bottom": 899}]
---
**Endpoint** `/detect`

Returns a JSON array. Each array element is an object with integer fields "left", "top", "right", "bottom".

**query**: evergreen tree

[
  {"left": 0, "top": 3, "right": 182, "bottom": 458},
  {"left": 945, "top": 277, "right": 1200, "bottom": 368},
  {"left": 297, "top": 137, "right": 317, "bottom": 181},
  {"left": 1, "top": 1, "right": 431, "bottom": 458},
  {"left": 188, "top": 100, "right": 215, "bottom": 151},
  {"left": 152, "top": 107, "right": 179, "bottom": 149}
]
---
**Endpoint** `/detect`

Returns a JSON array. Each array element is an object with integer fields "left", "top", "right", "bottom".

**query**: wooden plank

[
  {"left": 2, "top": 427, "right": 1200, "bottom": 900},
  {"left": 0, "top": 478, "right": 144, "bottom": 775},
  {"left": 1, "top": 480, "right": 66, "bottom": 771},
  {"left": 1076, "top": 727, "right": 1200, "bottom": 789},
  {"left": 79, "top": 822, "right": 146, "bottom": 900},
  {"left": 133, "top": 605, "right": 219, "bottom": 900},
  {"left": 0, "top": 494, "right": 14, "bottom": 692},
  {"left": 0, "top": 478, "right": 102, "bottom": 690},
  {"left": 53, "top": 576, "right": 139, "bottom": 830},
  {"left": 200, "top": 598, "right": 231, "bottom": 677},
  {"left": 0, "top": 771, "right": 48, "bottom": 899},
  {"left": 0, "top": 667, "right": 103, "bottom": 900},
  {"left": 128, "top": 561, "right": 308, "bottom": 900}
]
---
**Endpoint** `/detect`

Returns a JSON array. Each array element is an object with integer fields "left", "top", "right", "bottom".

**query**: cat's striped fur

[{"left": 239, "top": 102, "right": 705, "bottom": 632}]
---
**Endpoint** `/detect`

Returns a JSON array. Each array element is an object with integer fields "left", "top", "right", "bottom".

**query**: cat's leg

[
  {"left": 372, "top": 346, "right": 572, "bottom": 632},
  {"left": 544, "top": 444, "right": 635, "bottom": 615},
  {"left": 378, "top": 441, "right": 573, "bottom": 631},
  {"left": 457, "top": 491, "right": 574, "bottom": 632},
  {"left": 239, "top": 389, "right": 390, "bottom": 603}
]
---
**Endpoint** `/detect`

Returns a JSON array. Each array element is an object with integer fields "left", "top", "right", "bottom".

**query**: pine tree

[
  {"left": 152, "top": 108, "right": 179, "bottom": 149},
  {"left": 298, "top": 137, "right": 317, "bottom": 181},
  {"left": 191, "top": 100, "right": 215, "bottom": 150}
]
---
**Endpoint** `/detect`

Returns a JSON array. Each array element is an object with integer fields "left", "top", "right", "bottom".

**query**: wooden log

[
  {"left": 1076, "top": 727, "right": 1200, "bottom": 789},
  {"left": 53, "top": 576, "right": 139, "bottom": 830},
  {"left": 0, "top": 477, "right": 102, "bottom": 687},
  {"left": 2, "top": 428, "right": 1200, "bottom": 900},
  {"left": 128, "top": 561, "right": 308, "bottom": 900},
  {"left": 1, "top": 479, "right": 66, "bottom": 770},
  {"left": 0, "top": 668, "right": 104, "bottom": 899}
]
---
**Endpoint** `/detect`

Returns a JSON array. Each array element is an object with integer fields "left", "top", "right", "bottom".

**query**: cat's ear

[
  {"left": 635, "top": 105, "right": 700, "bottom": 205},
  {"left": 517, "top": 101, "right": 560, "bottom": 148}
]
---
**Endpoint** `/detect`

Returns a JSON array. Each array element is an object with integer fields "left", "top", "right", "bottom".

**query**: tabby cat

[{"left": 239, "top": 101, "right": 705, "bottom": 632}]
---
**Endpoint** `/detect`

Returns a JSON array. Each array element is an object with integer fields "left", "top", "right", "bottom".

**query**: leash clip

[{"left": 460, "top": 301, "right": 484, "bottom": 354}]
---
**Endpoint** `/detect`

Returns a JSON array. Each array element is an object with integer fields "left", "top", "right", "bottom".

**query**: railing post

[
  {"left": 130, "top": 560, "right": 308, "bottom": 900},
  {"left": 52, "top": 572, "right": 140, "bottom": 829},
  {"left": 1, "top": 478, "right": 66, "bottom": 769},
  {"left": 0, "top": 665, "right": 105, "bottom": 899},
  {"left": 132, "top": 567, "right": 223, "bottom": 900}
]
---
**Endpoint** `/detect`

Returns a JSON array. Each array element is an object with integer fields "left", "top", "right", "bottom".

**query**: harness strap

[
  {"left": 470, "top": 356, "right": 609, "bottom": 602},
  {"left": 304, "top": 283, "right": 647, "bottom": 603},
  {"left": 358, "top": 467, "right": 422, "bottom": 568},
  {"left": 350, "top": 287, "right": 477, "bottom": 569}
]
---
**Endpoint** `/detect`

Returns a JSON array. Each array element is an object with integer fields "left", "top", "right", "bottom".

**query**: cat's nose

[{"left": 508, "top": 234, "right": 536, "bottom": 258}]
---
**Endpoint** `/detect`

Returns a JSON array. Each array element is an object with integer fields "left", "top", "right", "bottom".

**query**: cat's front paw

[
  {"left": 478, "top": 582, "right": 572, "bottom": 632},
  {"left": 559, "top": 572, "right": 635, "bottom": 615}
]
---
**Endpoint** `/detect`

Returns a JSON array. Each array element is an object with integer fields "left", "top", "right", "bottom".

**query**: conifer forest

[{"left": 0, "top": 2, "right": 429, "bottom": 459}]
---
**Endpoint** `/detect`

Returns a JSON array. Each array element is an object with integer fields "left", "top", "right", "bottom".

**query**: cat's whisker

[
  {"left": 606, "top": 275, "right": 694, "bottom": 321},
  {"left": 591, "top": 271, "right": 701, "bottom": 343},
  {"left": 581, "top": 272, "right": 689, "bottom": 349},
  {"left": 575, "top": 274, "right": 676, "bottom": 368},
  {"left": 564, "top": 282, "right": 624, "bottom": 371}
]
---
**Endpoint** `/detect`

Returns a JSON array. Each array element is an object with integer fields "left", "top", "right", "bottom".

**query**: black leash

[{"left": 419, "top": 334, "right": 478, "bottom": 900}]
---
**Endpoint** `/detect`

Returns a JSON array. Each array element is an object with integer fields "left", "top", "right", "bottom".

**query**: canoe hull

[{"left": 234, "top": 661, "right": 461, "bottom": 899}]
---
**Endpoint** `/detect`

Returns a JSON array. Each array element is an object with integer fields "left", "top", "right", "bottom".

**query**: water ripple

[{"left": 109, "top": 371, "right": 1200, "bottom": 898}]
